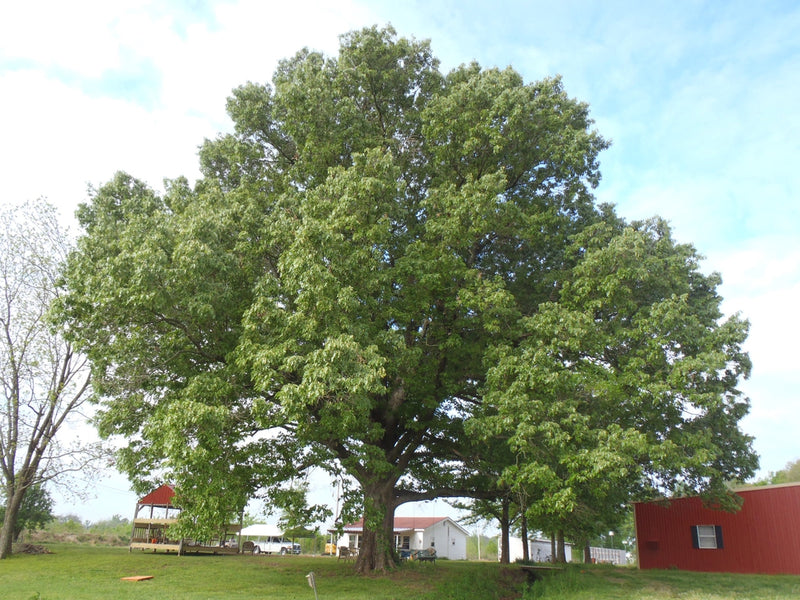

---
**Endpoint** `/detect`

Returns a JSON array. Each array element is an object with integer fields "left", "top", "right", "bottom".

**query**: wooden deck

[{"left": 130, "top": 518, "right": 242, "bottom": 555}]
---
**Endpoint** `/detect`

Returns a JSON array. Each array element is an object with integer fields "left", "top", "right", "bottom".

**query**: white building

[
  {"left": 335, "top": 516, "right": 469, "bottom": 560},
  {"left": 506, "top": 536, "right": 627, "bottom": 565},
  {"left": 507, "top": 536, "right": 573, "bottom": 563}
]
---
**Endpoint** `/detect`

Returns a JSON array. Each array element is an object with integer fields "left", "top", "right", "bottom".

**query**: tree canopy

[
  {"left": 0, "top": 484, "right": 53, "bottom": 542},
  {"left": 474, "top": 218, "right": 756, "bottom": 555},
  {"left": 58, "top": 26, "right": 756, "bottom": 572}
]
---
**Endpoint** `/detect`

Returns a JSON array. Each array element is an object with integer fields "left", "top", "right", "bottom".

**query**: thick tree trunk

[
  {"left": 550, "top": 532, "right": 556, "bottom": 563},
  {"left": 354, "top": 481, "right": 398, "bottom": 573},
  {"left": 583, "top": 542, "right": 592, "bottom": 563},
  {"left": 0, "top": 486, "right": 26, "bottom": 559},
  {"left": 556, "top": 529, "right": 567, "bottom": 563},
  {"left": 520, "top": 510, "right": 529, "bottom": 562},
  {"left": 499, "top": 496, "right": 510, "bottom": 564}
]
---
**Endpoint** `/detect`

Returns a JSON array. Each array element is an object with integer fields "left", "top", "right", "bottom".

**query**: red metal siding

[{"left": 635, "top": 484, "right": 800, "bottom": 574}]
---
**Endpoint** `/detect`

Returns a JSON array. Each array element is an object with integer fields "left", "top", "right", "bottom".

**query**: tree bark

[
  {"left": 583, "top": 542, "right": 592, "bottom": 563},
  {"left": 499, "top": 496, "right": 510, "bottom": 564},
  {"left": 0, "top": 485, "right": 27, "bottom": 559},
  {"left": 520, "top": 509, "right": 529, "bottom": 562},
  {"left": 354, "top": 481, "right": 398, "bottom": 573},
  {"left": 556, "top": 529, "right": 567, "bottom": 563}
]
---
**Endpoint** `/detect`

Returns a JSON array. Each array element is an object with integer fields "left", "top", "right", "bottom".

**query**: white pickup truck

[
  {"left": 251, "top": 535, "right": 301, "bottom": 555},
  {"left": 240, "top": 524, "right": 302, "bottom": 555}
]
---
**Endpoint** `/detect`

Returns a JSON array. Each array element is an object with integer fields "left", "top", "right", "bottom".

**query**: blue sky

[{"left": 2, "top": 1, "right": 798, "bottom": 523}]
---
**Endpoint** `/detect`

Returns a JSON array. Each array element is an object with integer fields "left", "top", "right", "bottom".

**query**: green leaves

[
  {"left": 277, "top": 335, "right": 387, "bottom": 432},
  {"left": 57, "top": 26, "right": 756, "bottom": 569},
  {"left": 478, "top": 217, "right": 756, "bottom": 541}
]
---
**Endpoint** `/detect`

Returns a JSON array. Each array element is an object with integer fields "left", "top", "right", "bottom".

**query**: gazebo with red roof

[
  {"left": 133, "top": 484, "right": 178, "bottom": 519},
  {"left": 129, "top": 484, "right": 241, "bottom": 555}
]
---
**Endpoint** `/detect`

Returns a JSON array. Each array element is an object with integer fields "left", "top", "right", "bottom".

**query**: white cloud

[
  {"left": 2, "top": 0, "right": 380, "bottom": 219},
  {"left": 701, "top": 236, "right": 800, "bottom": 475},
  {"left": 2, "top": 2, "right": 115, "bottom": 76},
  {"left": 0, "top": 69, "right": 208, "bottom": 222},
  {"left": 705, "top": 239, "right": 800, "bottom": 376}
]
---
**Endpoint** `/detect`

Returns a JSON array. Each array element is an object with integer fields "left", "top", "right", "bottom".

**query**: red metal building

[{"left": 634, "top": 482, "right": 800, "bottom": 575}]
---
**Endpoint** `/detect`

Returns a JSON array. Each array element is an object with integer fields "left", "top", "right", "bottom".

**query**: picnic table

[{"left": 410, "top": 548, "right": 436, "bottom": 563}]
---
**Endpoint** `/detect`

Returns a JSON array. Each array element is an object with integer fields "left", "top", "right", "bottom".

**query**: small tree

[
  {"left": 0, "top": 483, "right": 54, "bottom": 542},
  {"left": 477, "top": 218, "right": 758, "bottom": 553},
  {"left": 0, "top": 199, "right": 101, "bottom": 558}
]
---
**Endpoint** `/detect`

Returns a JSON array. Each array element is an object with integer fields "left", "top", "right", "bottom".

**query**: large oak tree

[{"left": 59, "top": 26, "right": 755, "bottom": 571}]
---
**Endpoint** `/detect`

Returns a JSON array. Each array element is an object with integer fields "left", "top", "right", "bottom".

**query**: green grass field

[
  {"left": 526, "top": 563, "right": 800, "bottom": 599},
  {"left": 2, "top": 545, "right": 799, "bottom": 600}
]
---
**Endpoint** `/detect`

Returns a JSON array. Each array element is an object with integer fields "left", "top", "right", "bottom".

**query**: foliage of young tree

[
  {"left": 57, "top": 26, "right": 755, "bottom": 573},
  {"left": 0, "top": 199, "right": 102, "bottom": 558},
  {"left": 0, "top": 484, "right": 54, "bottom": 542},
  {"left": 475, "top": 218, "right": 758, "bottom": 550}
]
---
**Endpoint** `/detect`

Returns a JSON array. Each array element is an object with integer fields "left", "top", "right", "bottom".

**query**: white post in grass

[{"left": 306, "top": 572, "right": 319, "bottom": 600}]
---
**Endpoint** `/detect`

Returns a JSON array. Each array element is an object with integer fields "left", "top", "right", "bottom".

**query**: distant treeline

[{"left": 21, "top": 514, "right": 132, "bottom": 546}]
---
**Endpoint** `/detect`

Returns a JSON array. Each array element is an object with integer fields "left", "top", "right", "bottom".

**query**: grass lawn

[
  {"left": 0, "top": 544, "right": 525, "bottom": 600},
  {"left": 526, "top": 563, "right": 800, "bottom": 600},
  {"left": 2, "top": 545, "right": 800, "bottom": 600}
]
